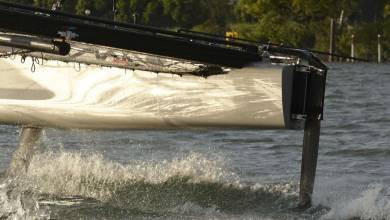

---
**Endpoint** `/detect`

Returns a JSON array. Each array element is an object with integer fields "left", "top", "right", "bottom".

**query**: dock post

[
  {"left": 7, "top": 126, "right": 43, "bottom": 177},
  {"left": 298, "top": 118, "right": 321, "bottom": 209},
  {"left": 378, "top": 34, "right": 382, "bottom": 63},
  {"left": 112, "top": 0, "right": 116, "bottom": 21},
  {"left": 133, "top": 13, "right": 137, "bottom": 24},
  {"left": 351, "top": 34, "right": 355, "bottom": 62},
  {"left": 329, "top": 19, "right": 336, "bottom": 62}
]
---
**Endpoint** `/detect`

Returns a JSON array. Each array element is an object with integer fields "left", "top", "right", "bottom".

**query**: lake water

[{"left": 0, "top": 63, "right": 389, "bottom": 219}]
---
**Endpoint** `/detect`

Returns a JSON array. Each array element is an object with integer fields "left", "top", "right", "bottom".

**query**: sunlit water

[{"left": 0, "top": 63, "right": 389, "bottom": 219}]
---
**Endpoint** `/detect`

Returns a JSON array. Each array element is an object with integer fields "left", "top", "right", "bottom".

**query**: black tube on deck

[{"left": 0, "top": 34, "right": 70, "bottom": 55}]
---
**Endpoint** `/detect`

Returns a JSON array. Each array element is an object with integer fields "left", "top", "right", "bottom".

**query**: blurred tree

[
  {"left": 31, "top": 0, "right": 76, "bottom": 12},
  {"left": 115, "top": 0, "right": 172, "bottom": 26},
  {"left": 33, "top": 0, "right": 54, "bottom": 8},
  {"left": 61, "top": 0, "right": 77, "bottom": 13},
  {"left": 75, "top": 0, "right": 92, "bottom": 14},
  {"left": 233, "top": 0, "right": 362, "bottom": 50},
  {"left": 143, "top": 1, "right": 173, "bottom": 27},
  {"left": 162, "top": 0, "right": 208, "bottom": 29},
  {"left": 75, "top": 0, "right": 110, "bottom": 18},
  {"left": 8, "top": 0, "right": 34, "bottom": 5},
  {"left": 192, "top": 0, "right": 234, "bottom": 34},
  {"left": 116, "top": 0, "right": 132, "bottom": 22}
]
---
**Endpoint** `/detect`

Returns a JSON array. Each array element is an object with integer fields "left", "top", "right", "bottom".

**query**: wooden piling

[
  {"left": 329, "top": 19, "right": 336, "bottom": 62},
  {"left": 378, "top": 34, "right": 382, "bottom": 63},
  {"left": 112, "top": 0, "right": 116, "bottom": 21},
  {"left": 351, "top": 34, "right": 355, "bottom": 62}
]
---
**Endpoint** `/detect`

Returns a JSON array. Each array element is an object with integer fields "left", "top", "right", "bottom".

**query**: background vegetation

[{"left": 8, "top": 0, "right": 390, "bottom": 61}]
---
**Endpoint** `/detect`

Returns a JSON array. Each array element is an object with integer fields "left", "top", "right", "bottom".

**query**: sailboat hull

[{"left": 0, "top": 58, "right": 293, "bottom": 130}]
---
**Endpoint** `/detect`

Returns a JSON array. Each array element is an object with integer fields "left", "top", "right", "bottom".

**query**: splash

[
  {"left": 2, "top": 149, "right": 297, "bottom": 218},
  {"left": 0, "top": 179, "right": 50, "bottom": 220},
  {"left": 170, "top": 202, "right": 222, "bottom": 218},
  {"left": 25, "top": 151, "right": 240, "bottom": 201},
  {"left": 321, "top": 184, "right": 390, "bottom": 220}
]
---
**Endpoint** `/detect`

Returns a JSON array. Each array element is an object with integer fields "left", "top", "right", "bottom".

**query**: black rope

[
  {"left": 21, "top": 55, "right": 26, "bottom": 63},
  {"left": 30, "top": 57, "right": 36, "bottom": 72},
  {"left": 0, "top": 49, "right": 32, "bottom": 58},
  {"left": 73, "top": 62, "right": 81, "bottom": 72}
]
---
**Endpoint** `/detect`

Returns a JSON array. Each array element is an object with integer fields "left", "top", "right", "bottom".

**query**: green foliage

[
  {"left": 232, "top": 11, "right": 315, "bottom": 47},
  {"left": 61, "top": 0, "right": 78, "bottom": 13},
  {"left": 7, "top": 0, "right": 34, "bottom": 5},
  {"left": 115, "top": 0, "right": 131, "bottom": 22},
  {"left": 75, "top": 0, "right": 111, "bottom": 18},
  {"left": 143, "top": 1, "right": 164, "bottom": 25},
  {"left": 234, "top": 0, "right": 359, "bottom": 46},
  {"left": 192, "top": 0, "right": 234, "bottom": 34},
  {"left": 233, "top": 0, "right": 390, "bottom": 60},
  {"left": 385, "top": 3, "right": 390, "bottom": 18},
  {"left": 114, "top": 0, "right": 172, "bottom": 26},
  {"left": 162, "top": 0, "right": 208, "bottom": 29}
]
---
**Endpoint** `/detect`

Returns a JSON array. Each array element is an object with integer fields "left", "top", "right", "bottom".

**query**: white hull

[{"left": 0, "top": 57, "right": 287, "bottom": 130}]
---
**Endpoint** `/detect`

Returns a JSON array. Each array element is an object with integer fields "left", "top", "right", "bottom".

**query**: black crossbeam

[{"left": 0, "top": 1, "right": 261, "bottom": 68}]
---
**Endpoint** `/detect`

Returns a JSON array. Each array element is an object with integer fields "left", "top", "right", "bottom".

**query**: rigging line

[
  {"left": 30, "top": 57, "right": 36, "bottom": 72},
  {"left": 10, "top": 47, "right": 15, "bottom": 59},
  {"left": 33, "top": 56, "right": 41, "bottom": 65},
  {"left": 73, "top": 62, "right": 81, "bottom": 72},
  {"left": 0, "top": 49, "right": 33, "bottom": 58},
  {"left": 179, "top": 29, "right": 370, "bottom": 62}
]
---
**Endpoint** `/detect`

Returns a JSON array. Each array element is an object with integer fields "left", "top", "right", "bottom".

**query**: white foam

[
  {"left": 24, "top": 151, "right": 240, "bottom": 200},
  {"left": 321, "top": 184, "right": 390, "bottom": 220},
  {"left": 251, "top": 182, "right": 297, "bottom": 196},
  {"left": 171, "top": 202, "right": 222, "bottom": 217},
  {"left": 4, "top": 148, "right": 314, "bottom": 219},
  {"left": 0, "top": 179, "right": 50, "bottom": 220}
]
